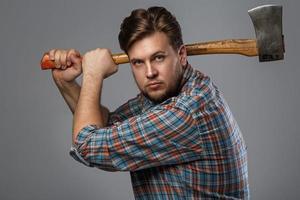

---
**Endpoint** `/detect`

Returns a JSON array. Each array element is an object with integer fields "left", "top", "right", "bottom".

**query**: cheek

[
  {"left": 163, "top": 63, "right": 180, "bottom": 84},
  {"left": 170, "top": 68, "right": 182, "bottom": 89},
  {"left": 132, "top": 69, "right": 145, "bottom": 86}
]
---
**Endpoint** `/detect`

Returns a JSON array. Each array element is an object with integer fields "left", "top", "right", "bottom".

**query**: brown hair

[{"left": 118, "top": 6, "right": 183, "bottom": 53}]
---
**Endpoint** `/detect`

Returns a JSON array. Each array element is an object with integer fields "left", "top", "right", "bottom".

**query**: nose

[{"left": 145, "top": 63, "right": 158, "bottom": 79}]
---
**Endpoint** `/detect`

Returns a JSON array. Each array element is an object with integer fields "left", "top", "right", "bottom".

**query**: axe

[{"left": 40, "top": 4, "right": 285, "bottom": 70}]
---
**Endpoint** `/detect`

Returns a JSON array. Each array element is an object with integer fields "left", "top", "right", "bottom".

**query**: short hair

[{"left": 118, "top": 6, "right": 183, "bottom": 53}]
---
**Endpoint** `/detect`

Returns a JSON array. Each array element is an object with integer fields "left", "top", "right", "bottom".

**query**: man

[{"left": 49, "top": 6, "right": 249, "bottom": 199}]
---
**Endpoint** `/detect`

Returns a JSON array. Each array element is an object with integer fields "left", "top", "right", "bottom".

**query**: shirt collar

[
  {"left": 139, "top": 94, "right": 155, "bottom": 112},
  {"left": 179, "top": 62, "right": 194, "bottom": 92}
]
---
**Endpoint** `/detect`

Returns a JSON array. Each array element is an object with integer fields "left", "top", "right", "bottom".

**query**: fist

[
  {"left": 48, "top": 49, "right": 81, "bottom": 70},
  {"left": 48, "top": 49, "right": 82, "bottom": 83},
  {"left": 82, "top": 48, "right": 118, "bottom": 79}
]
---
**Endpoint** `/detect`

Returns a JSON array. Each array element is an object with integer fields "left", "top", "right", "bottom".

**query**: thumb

[{"left": 69, "top": 53, "right": 82, "bottom": 66}]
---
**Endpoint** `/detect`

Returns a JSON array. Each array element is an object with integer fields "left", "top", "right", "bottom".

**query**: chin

[
  {"left": 147, "top": 90, "right": 174, "bottom": 104},
  {"left": 143, "top": 83, "right": 181, "bottom": 104}
]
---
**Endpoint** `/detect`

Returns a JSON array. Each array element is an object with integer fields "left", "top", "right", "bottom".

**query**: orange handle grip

[
  {"left": 40, "top": 54, "right": 56, "bottom": 70},
  {"left": 40, "top": 52, "right": 130, "bottom": 70}
]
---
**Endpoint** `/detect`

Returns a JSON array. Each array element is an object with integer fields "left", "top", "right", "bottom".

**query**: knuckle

[
  {"left": 55, "top": 49, "right": 61, "bottom": 56},
  {"left": 103, "top": 48, "right": 109, "bottom": 53},
  {"left": 68, "top": 49, "right": 75, "bottom": 55},
  {"left": 48, "top": 49, "right": 54, "bottom": 55}
]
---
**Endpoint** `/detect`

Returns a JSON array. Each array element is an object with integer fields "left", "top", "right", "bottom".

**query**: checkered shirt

[{"left": 70, "top": 64, "right": 250, "bottom": 199}]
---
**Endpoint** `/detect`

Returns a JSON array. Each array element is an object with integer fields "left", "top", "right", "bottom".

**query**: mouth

[{"left": 146, "top": 81, "right": 163, "bottom": 90}]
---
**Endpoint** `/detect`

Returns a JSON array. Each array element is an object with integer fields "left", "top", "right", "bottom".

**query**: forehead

[{"left": 128, "top": 32, "right": 172, "bottom": 59}]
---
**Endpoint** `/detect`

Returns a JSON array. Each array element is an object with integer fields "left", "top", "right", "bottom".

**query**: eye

[
  {"left": 155, "top": 55, "right": 165, "bottom": 62},
  {"left": 132, "top": 60, "right": 143, "bottom": 66}
]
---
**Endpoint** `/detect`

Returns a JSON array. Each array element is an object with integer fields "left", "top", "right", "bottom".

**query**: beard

[
  {"left": 142, "top": 83, "right": 180, "bottom": 104},
  {"left": 133, "top": 66, "right": 184, "bottom": 104}
]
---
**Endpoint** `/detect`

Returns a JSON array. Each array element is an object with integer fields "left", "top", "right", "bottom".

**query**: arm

[
  {"left": 54, "top": 78, "right": 110, "bottom": 123},
  {"left": 72, "top": 75, "right": 104, "bottom": 141},
  {"left": 54, "top": 79, "right": 80, "bottom": 114},
  {"left": 49, "top": 49, "right": 110, "bottom": 120},
  {"left": 72, "top": 48, "right": 118, "bottom": 144},
  {"left": 50, "top": 48, "right": 82, "bottom": 114},
  {"left": 72, "top": 98, "right": 203, "bottom": 171}
]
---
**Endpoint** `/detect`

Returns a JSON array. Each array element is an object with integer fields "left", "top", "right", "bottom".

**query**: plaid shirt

[{"left": 70, "top": 64, "right": 250, "bottom": 199}]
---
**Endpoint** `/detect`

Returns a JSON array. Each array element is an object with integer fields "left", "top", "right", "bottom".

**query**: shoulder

[
  {"left": 173, "top": 66, "right": 221, "bottom": 113},
  {"left": 109, "top": 94, "right": 143, "bottom": 124}
]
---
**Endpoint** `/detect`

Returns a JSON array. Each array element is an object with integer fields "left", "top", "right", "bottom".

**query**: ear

[{"left": 178, "top": 45, "right": 187, "bottom": 66}]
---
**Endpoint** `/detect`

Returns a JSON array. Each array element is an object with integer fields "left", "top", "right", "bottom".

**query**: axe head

[{"left": 248, "top": 5, "right": 284, "bottom": 62}]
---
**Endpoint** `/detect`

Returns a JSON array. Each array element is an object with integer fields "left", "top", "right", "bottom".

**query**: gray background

[{"left": 0, "top": 0, "right": 299, "bottom": 199}]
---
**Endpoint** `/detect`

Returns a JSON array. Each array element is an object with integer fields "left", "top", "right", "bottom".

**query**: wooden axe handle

[
  {"left": 186, "top": 39, "right": 257, "bottom": 56},
  {"left": 40, "top": 39, "right": 258, "bottom": 70}
]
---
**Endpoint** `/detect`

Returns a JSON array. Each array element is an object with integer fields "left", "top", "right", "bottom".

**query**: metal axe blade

[{"left": 248, "top": 4, "right": 285, "bottom": 62}]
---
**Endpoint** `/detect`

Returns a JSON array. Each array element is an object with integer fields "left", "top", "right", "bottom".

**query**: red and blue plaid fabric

[{"left": 70, "top": 64, "right": 250, "bottom": 199}]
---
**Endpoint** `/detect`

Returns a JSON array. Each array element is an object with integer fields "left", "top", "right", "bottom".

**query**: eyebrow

[
  {"left": 150, "top": 51, "right": 166, "bottom": 59},
  {"left": 130, "top": 51, "right": 166, "bottom": 63}
]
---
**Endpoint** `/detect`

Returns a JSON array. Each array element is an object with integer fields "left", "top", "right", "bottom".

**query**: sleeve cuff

[
  {"left": 70, "top": 124, "right": 99, "bottom": 167},
  {"left": 69, "top": 146, "right": 94, "bottom": 167}
]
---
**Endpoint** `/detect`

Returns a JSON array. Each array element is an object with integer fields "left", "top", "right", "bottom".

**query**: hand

[
  {"left": 48, "top": 49, "right": 82, "bottom": 83},
  {"left": 82, "top": 48, "right": 118, "bottom": 79}
]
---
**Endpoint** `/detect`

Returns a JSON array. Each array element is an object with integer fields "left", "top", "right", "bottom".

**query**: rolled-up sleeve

[{"left": 70, "top": 101, "right": 203, "bottom": 172}]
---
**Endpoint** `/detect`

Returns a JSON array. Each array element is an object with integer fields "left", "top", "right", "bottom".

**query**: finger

[
  {"left": 73, "top": 49, "right": 81, "bottom": 57},
  {"left": 54, "top": 49, "right": 62, "bottom": 69},
  {"left": 69, "top": 50, "right": 81, "bottom": 66},
  {"left": 66, "top": 49, "right": 73, "bottom": 66},
  {"left": 49, "top": 49, "right": 56, "bottom": 61},
  {"left": 70, "top": 54, "right": 80, "bottom": 63},
  {"left": 67, "top": 49, "right": 78, "bottom": 66},
  {"left": 59, "top": 50, "right": 67, "bottom": 69}
]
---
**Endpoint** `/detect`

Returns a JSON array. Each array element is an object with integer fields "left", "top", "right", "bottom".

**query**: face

[{"left": 128, "top": 32, "right": 187, "bottom": 104}]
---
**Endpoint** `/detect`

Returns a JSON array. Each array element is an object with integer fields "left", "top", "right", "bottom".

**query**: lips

[
  {"left": 147, "top": 81, "right": 162, "bottom": 87},
  {"left": 146, "top": 81, "right": 163, "bottom": 89}
]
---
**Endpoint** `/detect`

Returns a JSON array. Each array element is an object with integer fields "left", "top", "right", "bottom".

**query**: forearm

[
  {"left": 54, "top": 79, "right": 81, "bottom": 114},
  {"left": 72, "top": 75, "right": 105, "bottom": 143},
  {"left": 54, "top": 79, "right": 110, "bottom": 124}
]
